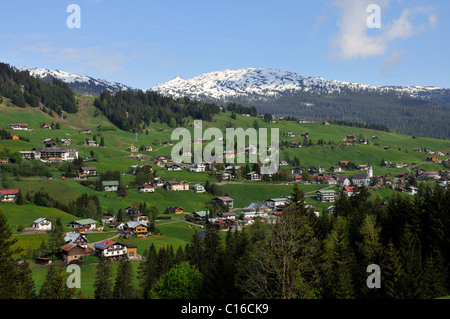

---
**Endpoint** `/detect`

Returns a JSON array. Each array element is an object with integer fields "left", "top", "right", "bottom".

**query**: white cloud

[{"left": 330, "top": 0, "right": 438, "bottom": 60}]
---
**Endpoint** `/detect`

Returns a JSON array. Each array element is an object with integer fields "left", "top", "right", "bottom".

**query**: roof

[
  {"left": 193, "top": 211, "right": 209, "bottom": 217},
  {"left": 33, "top": 217, "right": 49, "bottom": 224},
  {"left": 64, "top": 232, "right": 82, "bottom": 242},
  {"left": 71, "top": 218, "right": 97, "bottom": 225},
  {"left": 317, "top": 190, "right": 336, "bottom": 194},
  {"left": 0, "top": 189, "right": 19, "bottom": 195},
  {"left": 61, "top": 243, "right": 78, "bottom": 251},
  {"left": 214, "top": 196, "right": 234, "bottom": 202},
  {"left": 352, "top": 174, "right": 369, "bottom": 180},
  {"left": 267, "top": 197, "right": 290, "bottom": 202},
  {"left": 344, "top": 186, "right": 355, "bottom": 192},
  {"left": 102, "top": 181, "right": 119, "bottom": 186},
  {"left": 81, "top": 167, "right": 96, "bottom": 171},
  {"left": 126, "top": 221, "right": 148, "bottom": 229},
  {"left": 94, "top": 240, "right": 117, "bottom": 250}
]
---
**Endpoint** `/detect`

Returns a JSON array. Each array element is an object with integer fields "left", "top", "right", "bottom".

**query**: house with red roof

[
  {"left": 93, "top": 240, "right": 127, "bottom": 259},
  {"left": 0, "top": 189, "right": 19, "bottom": 202},
  {"left": 344, "top": 186, "right": 357, "bottom": 197}
]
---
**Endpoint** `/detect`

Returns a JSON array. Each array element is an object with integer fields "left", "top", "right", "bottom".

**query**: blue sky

[{"left": 0, "top": 0, "right": 448, "bottom": 90}]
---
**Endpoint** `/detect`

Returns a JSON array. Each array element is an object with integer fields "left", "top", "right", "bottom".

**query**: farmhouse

[
  {"left": 124, "top": 221, "right": 149, "bottom": 237},
  {"left": 192, "top": 184, "right": 206, "bottom": 193},
  {"left": 247, "top": 172, "right": 261, "bottom": 181},
  {"left": 61, "top": 243, "right": 87, "bottom": 265},
  {"left": 94, "top": 240, "right": 127, "bottom": 259},
  {"left": 167, "top": 206, "right": 185, "bottom": 214},
  {"left": 64, "top": 232, "right": 88, "bottom": 248},
  {"left": 79, "top": 129, "right": 92, "bottom": 134},
  {"left": 10, "top": 123, "right": 28, "bottom": 130},
  {"left": 32, "top": 218, "right": 52, "bottom": 231},
  {"left": 213, "top": 196, "right": 234, "bottom": 209},
  {"left": 266, "top": 197, "right": 291, "bottom": 210},
  {"left": 189, "top": 163, "right": 206, "bottom": 172},
  {"left": 214, "top": 218, "right": 235, "bottom": 231},
  {"left": 60, "top": 139, "right": 71, "bottom": 145},
  {"left": 193, "top": 211, "right": 209, "bottom": 221},
  {"left": 139, "top": 184, "right": 155, "bottom": 193},
  {"left": 343, "top": 186, "right": 356, "bottom": 197},
  {"left": 69, "top": 218, "right": 97, "bottom": 230},
  {"left": 84, "top": 140, "right": 98, "bottom": 147},
  {"left": 420, "top": 171, "right": 440, "bottom": 179},
  {"left": 102, "top": 181, "right": 119, "bottom": 192},
  {"left": 128, "top": 145, "right": 139, "bottom": 152},
  {"left": 79, "top": 167, "right": 97, "bottom": 176},
  {"left": 165, "top": 180, "right": 190, "bottom": 191},
  {"left": 101, "top": 216, "right": 115, "bottom": 224},
  {"left": 0, "top": 189, "right": 19, "bottom": 202}
]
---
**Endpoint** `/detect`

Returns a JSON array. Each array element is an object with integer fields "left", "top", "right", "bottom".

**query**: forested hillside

[{"left": 0, "top": 63, "right": 77, "bottom": 114}]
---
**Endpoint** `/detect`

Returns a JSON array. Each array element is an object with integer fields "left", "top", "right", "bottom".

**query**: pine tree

[
  {"left": 14, "top": 259, "right": 36, "bottom": 299},
  {"left": 113, "top": 258, "right": 134, "bottom": 299},
  {"left": 322, "top": 216, "right": 357, "bottom": 299},
  {"left": 398, "top": 224, "right": 423, "bottom": 298},
  {"left": 379, "top": 241, "right": 403, "bottom": 299},
  {"left": 138, "top": 244, "right": 158, "bottom": 298},
  {"left": 39, "top": 265, "right": 75, "bottom": 299},
  {"left": 94, "top": 257, "right": 113, "bottom": 299},
  {"left": 0, "top": 209, "right": 25, "bottom": 298}
]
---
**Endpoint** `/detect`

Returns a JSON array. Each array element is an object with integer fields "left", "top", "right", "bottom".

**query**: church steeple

[{"left": 367, "top": 159, "right": 373, "bottom": 178}]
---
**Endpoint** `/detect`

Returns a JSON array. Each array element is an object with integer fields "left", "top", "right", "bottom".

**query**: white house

[
  {"left": 189, "top": 163, "right": 206, "bottom": 172},
  {"left": 266, "top": 197, "right": 291, "bottom": 210},
  {"left": 192, "top": 184, "right": 206, "bottom": 193},
  {"left": 139, "top": 184, "right": 155, "bottom": 193},
  {"left": 32, "top": 218, "right": 52, "bottom": 231},
  {"left": 69, "top": 219, "right": 97, "bottom": 230}
]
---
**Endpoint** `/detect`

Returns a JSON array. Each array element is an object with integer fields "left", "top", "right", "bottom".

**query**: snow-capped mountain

[
  {"left": 15, "top": 66, "right": 134, "bottom": 95},
  {"left": 150, "top": 68, "right": 448, "bottom": 104}
]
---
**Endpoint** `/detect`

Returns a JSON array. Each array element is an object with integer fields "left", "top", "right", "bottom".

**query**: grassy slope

[{"left": 1, "top": 94, "right": 449, "bottom": 297}]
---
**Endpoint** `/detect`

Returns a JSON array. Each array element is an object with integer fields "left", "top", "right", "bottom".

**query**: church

[{"left": 351, "top": 161, "right": 373, "bottom": 186}]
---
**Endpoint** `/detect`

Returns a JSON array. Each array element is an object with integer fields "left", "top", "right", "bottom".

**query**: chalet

[
  {"left": 10, "top": 123, "right": 28, "bottom": 130},
  {"left": 337, "top": 176, "right": 351, "bottom": 187},
  {"left": 84, "top": 140, "right": 98, "bottom": 147},
  {"left": 426, "top": 157, "right": 440, "bottom": 163},
  {"left": 101, "top": 216, "right": 115, "bottom": 224},
  {"left": 290, "top": 142, "right": 302, "bottom": 148},
  {"left": 413, "top": 148, "right": 422, "bottom": 152},
  {"left": 144, "top": 145, "right": 153, "bottom": 151},
  {"left": 339, "top": 161, "right": 349, "bottom": 165},
  {"left": 108, "top": 222, "right": 125, "bottom": 230},
  {"left": 292, "top": 175, "right": 302, "bottom": 182},
  {"left": 128, "top": 145, "right": 139, "bottom": 153},
  {"left": 32, "top": 218, "right": 52, "bottom": 231},
  {"left": 404, "top": 187, "right": 419, "bottom": 195},
  {"left": 419, "top": 171, "right": 440, "bottom": 179},
  {"left": 213, "top": 196, "right": 234, "bottom": 209},
  {"left": 102, "top": 181, "right": 119, "bottom": 192},
  {"left": 33, "top": 147, "right": 79, "bottom": 162},
  {"left": 300, "top": 132, "right": 309, "bottom": 137},
  {"left": 214, "top": 219, "right": 235, "bottom": 231},
  {"left": 343, "top": 186, "right": 356, "bottom": 197},
  {"left": 220, "top": 172, "right": 234, "bottom": 180},
  {"left": 132, "top": 213, "right": 149, "bottom": 223},
  {"left": 69, "top": 218, "right": 97, "bottom": 230},
  {"left": 61, "top": 243, "right": 87, "bottom": 265},
  {"left": 242, "top": 202, "right": 269, "bottom": 218},
  {"left": 139, "top": 184, "right": 155, "bottom": 193},
  {"left": 223, "top": 212, "right": 238, "bottom": 220},
  {"left": 79, "top": 167, "right": 97, "bottom": 176},
  {"left": 223, "top": 150, "right": 235, "bottom": 159},
  {"left": 167, "top": 206, "right": 185, "bottom": 214},
  {"left": 395, "top": 163, "right": 408, "bottom": 168},
  {"left": 79, "top": 129, "right": 92, "bottom": 134},
  {"left": 124, "top": 221, "right": 149, "bottom": 237},
  {"left": 347, "top": 135, "right": 357, "bottom": 139},
  {"left": 331, "top": 166, "right": 343, "bottom": 172},
  {"left": 94, "top": 240, "right": 127, "bottom": 259},
  {"left": 64, "top": 232, "right": 88, "bottom": 248},
  {"left": 266, "top": 197, "right": 291, "bottom": 210},
  {"left": 0, "top": 189, "right": 19, "bottom": 202},
  {"left": 41, "top": 125, "right": 52, "bottom": 130},
  {"left": 192, "top": 184, "right": 206, "bottom": 193},
  {"left": 43, "top": 138, "right": 56, "bottom": 147},
  {"left": 166, "top": 163, "right": 183, "bottom": 171},
  {"left": 316, "top": 190, "right": 336, "bottom": 202},
  {"left": 126, "top": 206, "right": 140, "bottom": 216},
  {"left": 193, "top": 211, "right": 209, "bottom": 221},
  {"left": 247, "top": 172, "right": 261, "bottom": 181},
  {"left": 60, "top": 139, "right": 71, "bottom": 145},
  {"left": 165, "top": 180, "right": 189, "bottom": 191},
  {"left": 286, "top": 132, "right": 295, "bottom": 137},
  {"left": 0, "top": 159, "right": 9, "bottom": 165},
  {"left": 11, "top": 135, "right": 20, "bottom": 141},
  {"left": 153, "top": 177, "right": 165, "bottom": 187},
  {"left": 189, "top": 163, "right": 206, "bottom": 172},
  {"left": 326, "top": 176, "right": 338, "bottom": 186}
]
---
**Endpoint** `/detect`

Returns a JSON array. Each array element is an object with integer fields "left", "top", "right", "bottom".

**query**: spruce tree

[
  {"left": 138, "top": 244, "right": 158, "bottom": 298},
  {"left": 94, "top": 257, "right": 113, "bottom": 299},
  {"left": 113, "top": 258, "right": 134, "bottom": 299},
  {"left": 39, "top": 265, "right": 75, "bottom": 299}
]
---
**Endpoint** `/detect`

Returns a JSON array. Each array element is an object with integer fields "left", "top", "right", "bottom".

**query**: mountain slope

[
  {"left": 150, "top": 68, "right": 450, "bottom": 138},
  {"left": 15, "top": 66, "right": 134, "bottom": 95}
]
